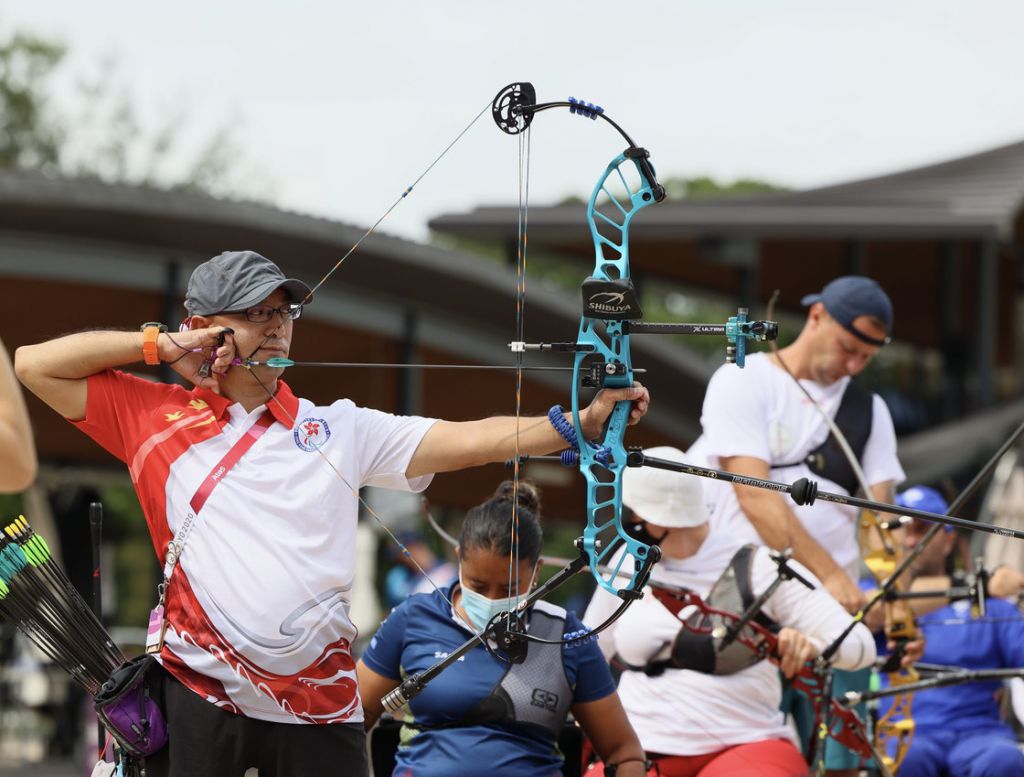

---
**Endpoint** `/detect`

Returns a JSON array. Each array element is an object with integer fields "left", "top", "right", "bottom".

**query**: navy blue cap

[{"left": 801, "top": 276, "right": 893, "bottom": 346}]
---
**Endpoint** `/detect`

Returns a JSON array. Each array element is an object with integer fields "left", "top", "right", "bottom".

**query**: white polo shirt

[
  {"left": 74, "top": 369, "right": 436, "bottom": 724},
  {"left": 689, "top": 353, "right": 905, "bottom": 579}
]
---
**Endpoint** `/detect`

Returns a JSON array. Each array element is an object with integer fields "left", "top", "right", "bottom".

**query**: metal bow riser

[
  {"left": 858, "top": 511, "right": 917, "bottom": 771},
  {"left": 496, "top": 84, "right": 775, "bottom": 597},
  {"left": 571, "top": 151, "right": 661, "bottom": 597}
]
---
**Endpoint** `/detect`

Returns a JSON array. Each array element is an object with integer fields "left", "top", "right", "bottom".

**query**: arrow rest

[{"left": 492, "top": 82, "right": 537, "bottom": 135}]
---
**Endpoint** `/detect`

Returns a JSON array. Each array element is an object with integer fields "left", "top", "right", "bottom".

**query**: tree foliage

[
  {"left": 0, "top": 32, "right": 65, "bottom": 172},
  {"left": 0, "top": 28, "right": 262, "bottom": 197},
  {"left": 559, "top": 175, "right": 788, "bottom": 206},
  {"left": 661, "top": 175, "right": 789, "bottom": 200}
]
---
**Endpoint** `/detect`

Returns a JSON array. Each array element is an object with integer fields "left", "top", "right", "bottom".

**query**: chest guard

[
  {"left": 636, "top": 545, "right": 779, "bottom": 677},
  {"left": 775, "top": 380, "right": 873, "bottom": 495},
  {"left": 413, "top": 607, "right": 573, "bottom": 740}
]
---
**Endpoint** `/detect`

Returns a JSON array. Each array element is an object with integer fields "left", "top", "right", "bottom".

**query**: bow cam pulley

[{"left": 492, "top": 82, "right": 537, "bottom": 135}]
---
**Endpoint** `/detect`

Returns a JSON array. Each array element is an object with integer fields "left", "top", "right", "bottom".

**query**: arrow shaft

[{"left": 250, "top": 359, "right": 645, "bottom": 373}]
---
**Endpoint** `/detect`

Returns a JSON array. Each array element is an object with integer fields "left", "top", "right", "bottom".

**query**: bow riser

[
  {"left": 571, "top": 152, "right": 660, "bottom": 596},
  {"left": 858, "top": 510, "right": 919, "bottom": 773}
]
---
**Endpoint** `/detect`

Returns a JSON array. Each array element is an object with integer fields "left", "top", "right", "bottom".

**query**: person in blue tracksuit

[
  {"left": 879, "top": 486, "right": 1024, "bottom": 777},
  {"left": 357, "top": 481, "right": 646, "bottom": 777}
]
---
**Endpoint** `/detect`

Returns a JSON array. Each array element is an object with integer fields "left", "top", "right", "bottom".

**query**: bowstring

[
  {"left": 508, "top": 123, "right": 531, "bottom": 620},
  {"left": 301, "top": 100, "right": 492, "bottom": 305},
  {"left": 220, "top": 98, "right": 494, "bottom": 623}
]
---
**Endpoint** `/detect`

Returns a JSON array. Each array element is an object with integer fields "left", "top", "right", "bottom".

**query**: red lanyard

[
  {"left": 190, "top": 411, "right": 276, "bottom": 513},
  {"left": 162, "top": 411, "right": 277, "bottom": 584},
  {"left": 148, "top": 410, "right": 277, "bottom": 655}
]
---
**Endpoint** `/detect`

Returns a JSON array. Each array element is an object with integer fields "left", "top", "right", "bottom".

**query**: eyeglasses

[{"left": 232, "top": 303, "right": 303, "bottom": 323}]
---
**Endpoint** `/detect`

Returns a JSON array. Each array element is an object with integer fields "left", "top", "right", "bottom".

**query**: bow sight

[{"left": 624, "top": 308, "right": 779, "bottom": 368}]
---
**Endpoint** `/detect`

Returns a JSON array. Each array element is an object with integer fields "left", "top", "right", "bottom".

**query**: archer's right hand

[{"left": 159, "top": 327, "right": 237, "bottom": 390}]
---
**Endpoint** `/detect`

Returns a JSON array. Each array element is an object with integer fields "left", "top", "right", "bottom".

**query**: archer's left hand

[
  {"left": 772, "top": 627, "right": 819, "bottom": 678},
  {"left": 579, "top": 383, "right": 650, "bottom": 439}
]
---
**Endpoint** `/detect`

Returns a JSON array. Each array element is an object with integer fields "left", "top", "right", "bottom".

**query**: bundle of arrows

[{"left": 0, "top": 516, "right": 124, "bottom": 694}]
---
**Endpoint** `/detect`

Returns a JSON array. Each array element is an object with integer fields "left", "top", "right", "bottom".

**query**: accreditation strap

[{"left": 162, "top": 411, "right": 276, "bottom": 584}]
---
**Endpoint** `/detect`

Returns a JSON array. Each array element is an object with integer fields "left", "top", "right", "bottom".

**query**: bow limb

[{"left": 824, "top": 699, "right": 896, "bottom": 777}]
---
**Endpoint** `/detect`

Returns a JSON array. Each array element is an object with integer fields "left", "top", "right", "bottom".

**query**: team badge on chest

[{"left": 294, "top": 417, "right": 331, "bottom": 452}]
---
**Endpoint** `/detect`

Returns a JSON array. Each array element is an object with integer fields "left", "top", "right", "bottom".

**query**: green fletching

[
  {"left": 265, "top": 357, "right": 295, "bottom": 368},
  {"left": 26, "top": 536, "right": 50, "bottom": 566},
  {"left": 22, "top": 537, "right": 45, "bottom": 566},
  {"left": 0, "top": 579, "right": 8, "bottom": 598}
]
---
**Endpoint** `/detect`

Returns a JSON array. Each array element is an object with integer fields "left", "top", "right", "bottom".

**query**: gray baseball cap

[{"left": 184, "top": 251, "right": 312, "bottom": 316}]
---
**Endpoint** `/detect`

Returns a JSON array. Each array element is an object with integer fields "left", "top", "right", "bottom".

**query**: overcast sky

[{"left": 4, "top": 1, "right": 1024, "bottom": 241}]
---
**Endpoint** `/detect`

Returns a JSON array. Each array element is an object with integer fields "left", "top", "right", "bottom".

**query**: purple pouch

[{"left": 94, "top": 655, "right": 168, "bottom": 759}]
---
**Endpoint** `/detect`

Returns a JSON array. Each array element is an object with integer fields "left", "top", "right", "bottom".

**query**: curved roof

[
  {"left": 0, "top": 168, "right": 710, "bottom": 441},
  {"left": 431, "top": 138, "right": 1024, "bottom": 240}
]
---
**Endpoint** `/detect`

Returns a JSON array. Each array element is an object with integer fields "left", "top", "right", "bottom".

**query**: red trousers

[{"left": 590, "top": 738, "right": 808, "bottom": 777}]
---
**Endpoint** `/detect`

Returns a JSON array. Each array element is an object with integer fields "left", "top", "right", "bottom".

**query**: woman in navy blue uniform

[{"left": 357, "top": 481, "right": 646, "bottom": 777}]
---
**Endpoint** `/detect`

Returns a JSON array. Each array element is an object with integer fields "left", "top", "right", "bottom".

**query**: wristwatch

[{"left": 140, "top": 322, "right": 168, "bottom": 365}]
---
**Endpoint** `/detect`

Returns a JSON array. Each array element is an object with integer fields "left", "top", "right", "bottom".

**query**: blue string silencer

[
  {"left": 563, "top": 628, "right": 596, "bottom": 648},
  {"left": 568, "top": 96, "right": 604, "bottom": 120}
]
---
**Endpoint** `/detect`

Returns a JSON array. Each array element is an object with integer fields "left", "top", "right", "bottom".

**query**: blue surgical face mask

[{"left": 458, "top": 566, "right": 537, "bottom": 631}]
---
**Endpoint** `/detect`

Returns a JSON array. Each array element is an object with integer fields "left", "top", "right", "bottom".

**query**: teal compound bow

[
  {"left": 224, "top": 86, "right": 784, "bottom": 714},
  {"left": 238, "top": 81, "right": 777, "bottom": 605},
  {"left": 486, "top": 82, "right": 778, "bottom": 600}
]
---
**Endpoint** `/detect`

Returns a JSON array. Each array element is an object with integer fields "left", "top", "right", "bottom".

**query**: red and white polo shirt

[{"left": 73, "top": 369, "right": 436, "bottom": 724}]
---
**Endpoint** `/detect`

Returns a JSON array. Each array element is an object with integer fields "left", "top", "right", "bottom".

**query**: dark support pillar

[
  {"left": 940, "top": 242, "right": 962, "bottom": 333},
  {"left": 724, "top": 238, "right": 760, "bottom": 309},
  {"left": 845, "top": 239, "right": 867, "bottom": 276},
  {"left": 737, "top": 265, "right": 758, "bottom": 309},
  {"left": 398, "top": 309, "right": 420, "bottom": 415},
  {"left": 160, "top": 259, "right": 181, "bottom": 384},
  {"left": 975, "top": 241, "right": 998, "bottom": 408},
  {"left": 939, "top": 242, "right": 965, "bottom": 419}
]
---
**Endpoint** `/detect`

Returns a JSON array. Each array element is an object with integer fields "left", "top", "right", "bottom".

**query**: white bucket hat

[{"left": 622, "top": 446, "right": 708, "bottom": 528}]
